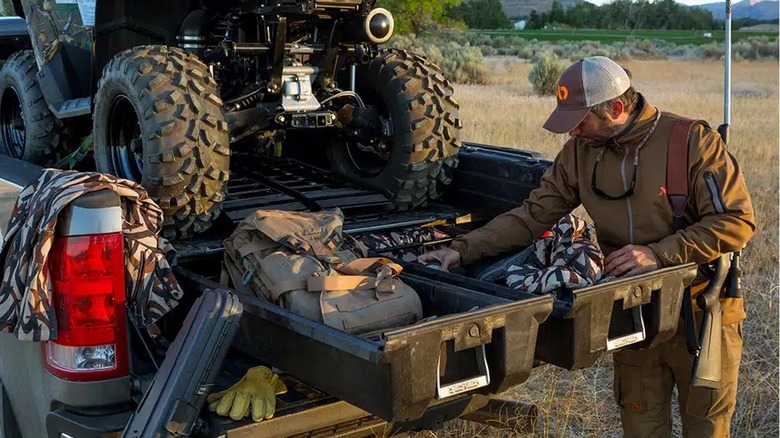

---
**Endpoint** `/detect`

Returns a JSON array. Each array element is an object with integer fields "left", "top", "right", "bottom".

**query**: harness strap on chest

[{"left": 666, "top": 118, "right": 696, "bottom": 231}]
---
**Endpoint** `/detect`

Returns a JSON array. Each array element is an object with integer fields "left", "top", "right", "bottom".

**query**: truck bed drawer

[
  {"left": 175, "top": 267, "right": 553, "bottom": 423},
  {"left": 400, "top": 262, "right": 698, "bottom": 370}
]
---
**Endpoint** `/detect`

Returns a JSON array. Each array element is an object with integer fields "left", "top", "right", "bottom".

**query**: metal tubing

[{"left": 724, "top": 0, "right": 732, "bottom": 126}]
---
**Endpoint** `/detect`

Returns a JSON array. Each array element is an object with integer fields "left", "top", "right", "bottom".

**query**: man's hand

[
  {"left": 604, "top": 244, "right": 658, "bottom": 278},
  {"left": 417, "top": 247, "right": 462, "bottom": 271}
]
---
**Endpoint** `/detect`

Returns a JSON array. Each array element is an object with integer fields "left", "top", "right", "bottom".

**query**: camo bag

[{"left": 221, "top": 208, "right": 423, "bottom": 334}]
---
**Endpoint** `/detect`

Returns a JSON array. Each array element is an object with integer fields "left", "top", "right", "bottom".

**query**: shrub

[
  {"left": 396, "top": 30, "right": 777, "bottom": 71},
  {"left": 480, "top": 45, "right": 498, "bottom": 56},
  {"left": 528, "top": 51, "right": 567, "bottom": 96},
  {"left": 700, "top": 42, "right": 724, "bottom": 60},
  {"left": 388, "top": 36, "right": 489, "bottom": 84},
  {"left": 734, "top": 36, "right": 779, "bottom": 60}
]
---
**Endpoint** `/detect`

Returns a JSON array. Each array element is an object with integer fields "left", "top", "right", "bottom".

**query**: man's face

[{"left": 568, "top": 111, "right": 622, "bottom": 144}]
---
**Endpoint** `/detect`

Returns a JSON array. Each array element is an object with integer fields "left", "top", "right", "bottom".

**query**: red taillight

[{"left": 43, "top": 232, "right": 129, "bottom": 382}]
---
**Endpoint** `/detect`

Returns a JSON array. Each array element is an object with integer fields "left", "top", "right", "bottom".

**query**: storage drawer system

[
  {"left": 534, "top": 264, "right": 697, "bottom": 369},
  {"left": 168, "top": 142, "right": 696, "bottom": 426},
  {"left": 401, "top": 262, "right": 698, "bottom": 370},
  {"left": 175, "top": 267, "right": 553, "bottom": 424}
]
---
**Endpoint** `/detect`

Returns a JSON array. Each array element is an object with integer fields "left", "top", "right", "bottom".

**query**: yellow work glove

[{"left": 207, "top": 366, "right": 287, "bottom": 422}]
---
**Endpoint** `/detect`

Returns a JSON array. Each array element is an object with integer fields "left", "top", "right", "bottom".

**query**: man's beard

[{"left": 577, "top": 120, "right": 625, "bottom": 146}]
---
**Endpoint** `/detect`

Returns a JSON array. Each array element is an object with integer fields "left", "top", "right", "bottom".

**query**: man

[{"left": 419, "top": 56, "right": 754, "bottom": 437}]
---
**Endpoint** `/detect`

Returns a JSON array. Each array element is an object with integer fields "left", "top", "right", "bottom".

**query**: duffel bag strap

[
  {"left": 233, "top": 233, "right": 277, "bottom": 259},
  {"left": 338, "top": 257, "right": 403, "bottom": 277},
  {"left": 270, "top": 279, "right": 308, "bottom": 303},
  {"left": 277, "top": 234, "right": 346, "bottom": 266},
  {"left": 307, "top": 275, "right": 399, "bottom": 294},
  {"left": 270, "top": 275, "right": 400, "bottom": 302}
]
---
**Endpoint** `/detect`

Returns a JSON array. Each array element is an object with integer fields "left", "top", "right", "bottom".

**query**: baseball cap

[{"left": 543, "top": 56, "right": 631, "bottom": 134}]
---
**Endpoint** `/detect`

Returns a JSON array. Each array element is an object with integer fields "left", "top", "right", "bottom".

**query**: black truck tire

[
  {"left": 0, "top": 50, "right": 64, "bottom": 166},
  {"left": 93, "top": 46, "right": 230, "bottom": 240},
  {"left": 328, "top": 50, "right": 461, "bottom": 210}
]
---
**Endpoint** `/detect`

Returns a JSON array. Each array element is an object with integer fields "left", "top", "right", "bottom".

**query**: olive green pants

[{"left": 613, "top": 321, "right": 743, "bottom": 438}]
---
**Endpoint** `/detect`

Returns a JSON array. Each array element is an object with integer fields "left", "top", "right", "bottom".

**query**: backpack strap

[
  {"left": 667, "top": 118, "right": 696, "bottom": 232},
  {"left": 667, "top": 117, "right": 704, "bottom": 356}
]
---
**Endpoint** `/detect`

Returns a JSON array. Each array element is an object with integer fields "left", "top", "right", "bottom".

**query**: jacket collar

[{"left": 590, "top": 94, "right": 659, "bottom": 152}]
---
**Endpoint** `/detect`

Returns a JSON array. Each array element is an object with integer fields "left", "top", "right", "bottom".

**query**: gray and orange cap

[{"left": 543, "top": 56, "right": 631, "bottom": 134}]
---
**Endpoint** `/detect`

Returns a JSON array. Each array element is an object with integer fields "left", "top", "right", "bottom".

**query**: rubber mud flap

[{"left": 122, "top": 289, "right": 243, "bottom": 438}]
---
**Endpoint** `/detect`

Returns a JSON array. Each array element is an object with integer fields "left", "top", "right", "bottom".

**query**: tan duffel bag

[{"left": 221, "top": 208, "right": 423, "bottom": 334}]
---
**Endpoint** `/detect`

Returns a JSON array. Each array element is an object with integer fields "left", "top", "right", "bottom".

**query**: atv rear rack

[
  {"left": 175, "top": 157, "right": 470, "bottom": 261},
  {"left": 224, "top": 156, "right": 393, "bottom": 221}
]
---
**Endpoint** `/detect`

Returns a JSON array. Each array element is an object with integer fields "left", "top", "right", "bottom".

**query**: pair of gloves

[{"left": 207, "top": 366, "right": 287, "bottom": 422}]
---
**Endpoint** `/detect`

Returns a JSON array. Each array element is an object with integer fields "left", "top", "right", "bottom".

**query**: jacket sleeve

[
  {"left": 450, "top": 140, "right": 581, "bottom": 265},
  {"left": 648, "top": 123, "right": 755, "bottom": 267}
]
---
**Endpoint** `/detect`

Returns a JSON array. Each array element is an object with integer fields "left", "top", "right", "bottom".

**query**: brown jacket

[{"left": 451, "top": 95, "right": 755, "bottom": 325}]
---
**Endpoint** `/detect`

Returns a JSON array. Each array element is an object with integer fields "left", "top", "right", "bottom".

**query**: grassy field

[
  {"left": 414, "top": 58, "right": 779, "bottom": 437},
  {"left": 471, "top": 28, "right": 779, "bottom": 45}
]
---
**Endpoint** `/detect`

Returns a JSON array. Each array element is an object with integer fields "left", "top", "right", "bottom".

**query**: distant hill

[
  {"left": 499, "top": 0, "right": 779, "bottom": 21},
  {"left": 693, "top": 0, "right": 779, "bottom": 21},
  {"left": 499, "top": 0, "right": 585, "bottom": 19}
]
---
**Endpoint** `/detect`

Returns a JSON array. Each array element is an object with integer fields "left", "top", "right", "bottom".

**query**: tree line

[
  {"left": 527, "top": 0, "right": 719, "bottom": 30},
  {"left": 378, "top": 0, "right": 777, "bottom": 34}
]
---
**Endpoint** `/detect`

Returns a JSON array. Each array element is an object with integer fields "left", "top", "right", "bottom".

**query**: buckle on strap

[{"left": 241, "top": 265, "right": 256, "bottom": 286}]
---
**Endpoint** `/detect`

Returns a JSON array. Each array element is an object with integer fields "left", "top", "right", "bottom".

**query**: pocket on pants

[
  {"left": 614, "top": 361, "right": 647, "bottom": 414},
  {"left": 685, "top": 386, "right": 716, "bottom": 418}
]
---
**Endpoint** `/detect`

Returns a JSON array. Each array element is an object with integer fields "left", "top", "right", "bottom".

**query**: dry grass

[{"left": 418, "top": 58, "right": 779, "bottom": 437}]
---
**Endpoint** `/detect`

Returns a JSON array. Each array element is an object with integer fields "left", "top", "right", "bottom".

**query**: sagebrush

[
  {"left": 528, "top": 52, "right": 567, "bottom": 96},
  {"left": 389, "top": 34, "right": 489, "bottom": 85}
]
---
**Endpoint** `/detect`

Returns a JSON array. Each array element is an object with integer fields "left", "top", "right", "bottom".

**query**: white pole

[{"left": 724, "top": 0, "right": 732, "bottom": 127}]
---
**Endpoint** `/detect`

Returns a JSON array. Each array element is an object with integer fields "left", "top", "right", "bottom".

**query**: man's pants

[{"left": 612, "top": 321, "right": 743, "bottom": 438}]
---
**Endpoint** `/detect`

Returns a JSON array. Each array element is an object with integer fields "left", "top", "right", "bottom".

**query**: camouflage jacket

[
  {"left": 0, "top": 170, "right": 183, "bottom": 341},
  {"left": 476, "top": 215, "right": 603, "bottom": 317}
]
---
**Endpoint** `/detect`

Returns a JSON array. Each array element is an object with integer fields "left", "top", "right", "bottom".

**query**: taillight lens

[{"left": 43, "top": 233, "right": 129, "bottom": 381}]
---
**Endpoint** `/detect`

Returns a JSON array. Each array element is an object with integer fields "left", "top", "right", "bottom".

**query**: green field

[{"left": 472, "top": 28, "right": 779, "bottom": 45}]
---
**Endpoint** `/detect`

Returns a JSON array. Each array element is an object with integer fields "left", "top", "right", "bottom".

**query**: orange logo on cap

[{"left": 557, "top": 85, "right": 569, "bottom": 101}]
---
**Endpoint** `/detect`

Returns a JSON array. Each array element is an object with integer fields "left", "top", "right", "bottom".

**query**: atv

[{"left": 0, "top": 0, "right": 461, "bottom": 239}]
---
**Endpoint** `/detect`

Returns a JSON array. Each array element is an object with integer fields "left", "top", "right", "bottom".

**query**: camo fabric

[
  {"left": 0, "top": 170, "right": 184, "bottom": 341},
  {"left": 22, "top": 0, "right": 93, "bottom": 64},
  {"left": 353, "top": 227, "right": 451, "bottom": 261},
  {"left": 478, "top": 215, "right": 603, "bottom": 316}
]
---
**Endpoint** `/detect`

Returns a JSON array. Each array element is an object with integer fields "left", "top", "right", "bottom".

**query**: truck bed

[
  {"left": 168, "top": 142, "right": 695, "bottom": 431},
  {"left": 0, "top": 143, "right": 696, "bottom": 438}
]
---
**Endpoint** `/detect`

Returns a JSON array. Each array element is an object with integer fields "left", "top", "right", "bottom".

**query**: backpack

[{"left": 220, "top": 208, "right": 423, "bottom": 334}]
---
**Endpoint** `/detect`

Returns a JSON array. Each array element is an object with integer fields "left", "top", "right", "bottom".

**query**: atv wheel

[
  {"left": 0, "top": 51, "right": 64, "bottom": 165},
  {"left": 94, "top": 46, "right": 230, "bottom": 240},
  {"left": 328, "top": 50, "right": 461, "bottom": 210}
]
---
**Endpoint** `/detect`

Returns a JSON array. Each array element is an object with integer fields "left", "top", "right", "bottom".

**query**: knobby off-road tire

[
  {"left": 94, "top": 45, "right": 230, "bottom": 240},
  {"left": 0, "top": 50, "right": 65, "bottom": 165},
  {"left": 328, "top": 50, "right": 461, "bottom": 210}
]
